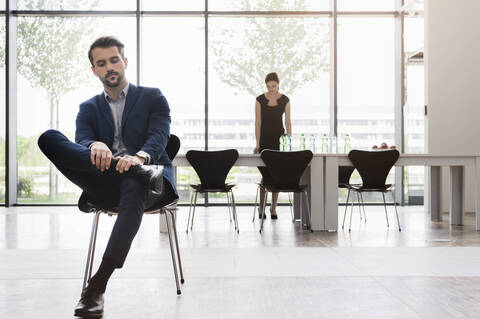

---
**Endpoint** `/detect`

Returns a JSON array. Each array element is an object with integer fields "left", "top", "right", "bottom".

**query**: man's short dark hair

[{"left": 88, "top": 36, "right": 125, "bottom": 66}]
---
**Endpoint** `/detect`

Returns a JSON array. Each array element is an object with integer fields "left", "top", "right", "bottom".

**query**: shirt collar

[{"left": 104, "top": 82, "right": 130, "bottom": 103}]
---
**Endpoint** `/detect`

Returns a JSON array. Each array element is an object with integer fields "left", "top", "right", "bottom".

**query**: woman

[{"left": 254, "top": 72, "right": 292, "bottom": 219}]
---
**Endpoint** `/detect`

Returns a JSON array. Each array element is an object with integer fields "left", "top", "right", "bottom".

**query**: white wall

[{"left": 425, "top": 0, "right": 480, "bottom": 212}]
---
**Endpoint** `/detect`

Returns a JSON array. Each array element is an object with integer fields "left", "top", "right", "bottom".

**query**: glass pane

[
  {"left": 143, "top": 17, "right": 205, "bottom": 204},
  {"left": 210, "top": 0, "right": 330, "bottom": 11},
  {"left": 337, "top": 17, "right": 395, "bottom": 203},
  {"left": 403, "top": 0, "right": 424, "bottom": 16},
  {"left": 17, "top": 0, "right": 135, "bottom": 10},
  {"left": 17, "top": 17, "right": 136, "bottom": 204},
  {"left": 0, "top": 17, "right": 5, "bottom": 203},
  {"left": 404, "top": 16, "right": 424, "bottom": 204},
  {"left": 143, "top": 0, "right": 204, "bottom": 11},
  {"left": 209, "top": 16, "right": 330, "bottom": 203},
  {"left": 338, "top": 0, "right": 396, "bottom": 11}
]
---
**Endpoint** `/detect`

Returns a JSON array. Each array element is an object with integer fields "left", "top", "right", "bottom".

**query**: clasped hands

[{"left": 90, "top": 141, "right": 144, "bottom": 173}]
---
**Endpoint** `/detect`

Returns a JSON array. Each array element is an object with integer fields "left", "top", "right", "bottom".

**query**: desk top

[{"left": 172, "top": 153, "right": 478, "bottom": 167}]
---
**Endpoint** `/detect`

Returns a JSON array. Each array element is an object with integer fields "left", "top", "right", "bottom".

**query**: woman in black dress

[{"left": 254, "top": 72, "right": 292, "bottom": 219}]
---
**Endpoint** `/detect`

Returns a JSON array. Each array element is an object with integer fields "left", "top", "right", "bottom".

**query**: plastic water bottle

[
  {"left": 344, "top": 134, "right": 351, "bottom": 153},
  {"left": 279, "top": 134, "right": 286, "bottom": 151},
  {"left": 330, "top": 134, "right": 337, "bottom": 153},
  {"left": 287, "top": 134, "right": 292, "bottom": 151},
  {"left": 321, "top": 134, "right": 329, "bottom": 153},
  {"left": 309, "top": 134, "right": 316, "bottom": 153},
  {"left": 299, "top": 133, "right": 306, "bottom": 150}
]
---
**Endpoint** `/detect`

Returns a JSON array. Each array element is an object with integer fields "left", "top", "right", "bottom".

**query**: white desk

[{"left": 173, "top": 154, "right": 480, "bottom": 232}]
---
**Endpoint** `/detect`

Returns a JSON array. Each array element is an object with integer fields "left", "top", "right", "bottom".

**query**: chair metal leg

[
  {"left": 189, "top": 191, "right": 198, "bottom": 231},
  {"left": 382, "top": 192, "right": 390, "bottom": 228},
  {"left": 342, "top": 188, "right": 351, "bottom": 229},
  {"left": 359, "top": 192, "right": 367, "bottom": 222},
  {"left": 252, "top": 185, "right": 260, "bottom": 222},
  {"left": 259, "top": 191, "right": 268, "bottom": 233},
  {"left": 356, "top": 192, "right": 363, "bottom": 221},
  {"left": 391, "top": 190, "right": 402, "bottom": 232},
  {"left": 82, "top": 210, "right": 101, "bottom": 291},
  {"left": 186, "top": 191, "right": 194, "bottom": 233},
  {"left": 230, "top": 191, "right": 240, "bottom": 233},
  {"left": 168, "top": 210, "right": 185, "bottom": 284},
  {"left": 349, "top": 191, "right": 355, "bottom": 232},
  {"left": 288, "top": 192, "right": 294, "bottom": 222},
  {"left": 302, "top": 191, "right": 313, "bottom": 232},
  {"left": 165, "top": 212, "right": 182, "bottom": 295},
  {"left": 226, "top": 190, "right": 233, "bottom": 223}
]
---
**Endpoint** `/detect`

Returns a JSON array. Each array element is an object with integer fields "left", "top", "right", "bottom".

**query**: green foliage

[
  {"left": 0, "top": 0, "right": 98, "bottom": 104},
  {"left": 17, "top": 175, "right": 34, "bottom": 198},
  {"left": 211, "top": 0, "right": 329, "bottom": 96}
]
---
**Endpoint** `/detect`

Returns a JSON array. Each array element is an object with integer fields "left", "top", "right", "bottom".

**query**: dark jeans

[{"left": 38, "top": 129, "right": 177, "bottom": 268}]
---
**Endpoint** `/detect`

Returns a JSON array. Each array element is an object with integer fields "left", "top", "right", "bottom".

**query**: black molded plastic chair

[
  {"left": 339, "top": 166, "right": 366, "bottom": 229},
  {"left": 347, "top": 149, "right": 401, "bottom": 232},
  {"left": 78, "top": 134, "right": 184, "bottom": 295},
  {"left": 259, "top": 150, "right": 313, "bottom": 233},
  {"left": 186, "top": 149, "right": 239, "bottom": 233}
]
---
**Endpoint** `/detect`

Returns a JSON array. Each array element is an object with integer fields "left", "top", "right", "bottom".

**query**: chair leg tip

[
  {"left": 177, "top": 290, "right": 182, "bottom": 295},
  {"left": 181, "top": 279, "right": 185, "bottom": 284}
]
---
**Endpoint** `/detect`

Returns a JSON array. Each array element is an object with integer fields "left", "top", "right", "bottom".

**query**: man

[{"left": 37, "top": 36, "right": 178, "bottom": 318}]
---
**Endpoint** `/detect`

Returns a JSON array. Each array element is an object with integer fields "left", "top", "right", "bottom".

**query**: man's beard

[{"left": 101, "top": 71, "right": 124, "bottom": 88}]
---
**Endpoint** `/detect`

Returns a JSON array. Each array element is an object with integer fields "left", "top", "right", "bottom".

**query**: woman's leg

[
  {"left": 271, "top": 192, "right": 279, "bottom": 217},
  {"left": 258, "top": 186, "right": 266, "bottom": 217}
]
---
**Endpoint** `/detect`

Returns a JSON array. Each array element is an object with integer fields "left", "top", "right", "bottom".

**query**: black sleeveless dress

[
  {"left": 257, "top": 93, "right": 289, "bottom": 185},
  {"left": 257, "top": 93, "right": 289, "bottom": 151}
]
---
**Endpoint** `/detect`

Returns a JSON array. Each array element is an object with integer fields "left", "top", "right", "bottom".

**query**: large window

[
  {"left": 0, "top": 17, "right": 5, "bottom": 203},
  {"left": 1, "top": 1, "right": 424, "bottom": 205}
]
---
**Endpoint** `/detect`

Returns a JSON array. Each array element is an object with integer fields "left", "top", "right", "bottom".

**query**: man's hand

[
  {"left": 90, "top": 142, "right": 113, "bottom": 172},
  {"left": 115, "top": 155, "right": 144, "bottom": 173}
]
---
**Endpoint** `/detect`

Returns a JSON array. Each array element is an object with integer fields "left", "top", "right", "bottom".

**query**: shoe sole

[{"left": 74, "top": 311, "right": 103, "bottom": 318}]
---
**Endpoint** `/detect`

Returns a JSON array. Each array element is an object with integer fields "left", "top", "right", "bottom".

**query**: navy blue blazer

[{"left": 75, "top": 83, "right": 176, "bottom": 195}]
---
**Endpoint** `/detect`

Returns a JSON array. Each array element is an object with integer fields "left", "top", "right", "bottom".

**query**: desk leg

[
  {"left": 310, "top": 157, "right": 324, "bottom": 231},
  {"left": 324, "top": 156, "right": 339, "bottom": 231},
  {"left": 476, "top": 157, "right": 480, "bottom": 230},
  {"left": 429, "top": 166, "right": 442, "bottom": 221},
  {"left": 450, "top": 166, "right": 464, "bottom": 226}
]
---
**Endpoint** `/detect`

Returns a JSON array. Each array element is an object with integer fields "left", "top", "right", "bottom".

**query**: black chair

[
  {"left": 347, "top": 149, "right": 401, "bottom": 232},
  {"left": 78, "top": 134, "right": 184, "bottom": 295},
  {"left": 339, "top": 166, "right": 366, "bottom": 229},
  {"left": 186, "top": 149, "right": 239, "bottom": 233},
  {"left": 259, "top": 150, "right": 313, "bottom": 233}
]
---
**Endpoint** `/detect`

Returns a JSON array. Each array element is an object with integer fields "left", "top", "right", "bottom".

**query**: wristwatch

[{"left": 136, "top": 151, "right": 151, "bottom": 165}]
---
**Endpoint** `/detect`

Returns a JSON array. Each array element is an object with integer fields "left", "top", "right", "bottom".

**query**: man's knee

[{"left": 37, "top": 129, "right": 62, "bottom": 153}]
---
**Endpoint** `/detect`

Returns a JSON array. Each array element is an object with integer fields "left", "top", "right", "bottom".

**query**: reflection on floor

[{"left": 1, "top": 205, "right": 480, "bottom": 318}]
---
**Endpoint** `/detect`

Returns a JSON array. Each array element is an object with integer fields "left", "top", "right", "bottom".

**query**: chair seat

[
  {"left": 351, "top": 184, "right": 392, "bottom": 192},
  {"left": 263, "top": 184, "right": 308, "bottom": 193},
  {"left": 190, "top": 183, "right": 235, "bottom": 193},
  {"left": 78, "top": 192, "right": 177, "bottom": 215}
]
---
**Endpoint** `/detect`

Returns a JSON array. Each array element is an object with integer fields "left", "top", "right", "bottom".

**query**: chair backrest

[
  {"left": 165, "top": 134, "right": 180, "bottom": 161},
  {"left": 260, "top": 150, "right": 313, "bottom": 189},
  {"left": 339, "top": 166, "right": 355, "bottom": 185},
  {"left": 186, "top": 149, "right": 239, "bottom": 189},
  {"left": 348, "top": 149, "right": 399, "bottom": 188}
]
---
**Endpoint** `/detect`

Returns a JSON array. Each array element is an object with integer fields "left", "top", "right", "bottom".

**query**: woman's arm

[
  {"left": 285, "top": 101, "right": 292, "bottom": 135},
  {"left": 254, "top": 100, "right": 261, "bottom": 153}
]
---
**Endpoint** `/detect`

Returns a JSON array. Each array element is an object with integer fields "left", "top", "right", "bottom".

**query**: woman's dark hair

[
  {"left": 265, "top": 72, "right": 279, "bottom": 84},
  {"left": 88, "top": 36, "right": 125, "bottom": 66}
]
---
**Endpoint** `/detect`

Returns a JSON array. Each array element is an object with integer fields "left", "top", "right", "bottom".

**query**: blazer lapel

[
  {"left": 98, "top": 93, "right": 115, "bottom": 132},
  {"left": 122, "top": 83, "right": 140, "bottom": 129}
]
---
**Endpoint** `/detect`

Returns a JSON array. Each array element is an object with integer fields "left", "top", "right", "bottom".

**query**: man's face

[{"left": 91, "top": 46, "right": 128, "bottom": 88}]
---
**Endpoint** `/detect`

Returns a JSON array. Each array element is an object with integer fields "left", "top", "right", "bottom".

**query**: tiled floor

[{"left": 1, "top": 205, "right": 480, "bottom": 318}]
